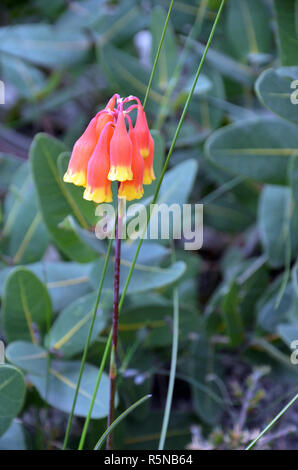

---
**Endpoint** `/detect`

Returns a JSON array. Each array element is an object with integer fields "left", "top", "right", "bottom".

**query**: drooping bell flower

[
  {"left": 63, "top": 95, "right": 116, "bottom": 187},
  {"left": 64, "top": 94, "right": 154, "bottom": 205},
  {"left": 119, "top": 119, "right": 144, "bottom": 201},
  {"left": 143, "top": 132, "right": 155, "bottom": 185},
  {"left": 134, "top": 104, "right": 151, "bottom": 159},
  {"left": 63, "top": 116, "right": 98, "bottom": 187},
  {"left": 108, "top": 109, "right": 133, "bottom": 182},
  {"left": 83, "top": 122, "right": 114, "bottom": 204}
]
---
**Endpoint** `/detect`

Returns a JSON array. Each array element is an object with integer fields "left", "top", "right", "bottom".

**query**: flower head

[{"left": 63, "top": 94, "right": 155, "bottom": 203}]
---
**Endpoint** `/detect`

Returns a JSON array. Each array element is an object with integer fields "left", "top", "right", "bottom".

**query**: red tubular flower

[
  {"left": 83, "top": 122, "right": 114, "bottom": 204},
  {"left": 119, "top": 122, "right": 144, "bottom": 201},
  {"left": 64, "top": 94, "right": 154, "bottom": 204},
  {"left": 134, "top": 105, "right": 151, "bottom": 158},
  {"left": 63, "top": 116, "right": 98, "bottom": 187},
  {"left": 64, "top": 96, "right": 117, "bottom": 187},
  {"left": 143, "top": 132, "right": 155, "bottom": 184},
  {"left": 108, "top": 109, "right": 133, "bottom": 182}
]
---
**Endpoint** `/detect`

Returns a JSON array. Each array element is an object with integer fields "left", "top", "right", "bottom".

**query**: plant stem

[
  {"left": 62, "top": 237, "right": 113, "bottom": 450},
  {"left": 106, "top": 184, "right": 122, "bottom": 450},
  {"left": 142, "top": 0, "right": 175, "bottom": 109}
]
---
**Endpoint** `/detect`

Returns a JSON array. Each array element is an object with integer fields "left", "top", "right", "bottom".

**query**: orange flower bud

[
  {"left": 83, "top": 122, "right": 114, "bottom": 204},
  {"left": 134, "top": 105, "right": 150, "bottom": 158},
  {"left": 119, "top": 125, "right": 144, "bottom": 201},
  {"left": 108, "top": 110, "right": 133, "bottom": 182},
  {"left": 143, "top": 133, "right": 155, "bottom": 185}
]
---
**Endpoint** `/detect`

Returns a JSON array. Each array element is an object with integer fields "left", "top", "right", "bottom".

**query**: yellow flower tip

[
  {"left": 119, "top": 184, "right": 144, "bottom": 201},
  {"left": 63, "top": 170, "right": 86, "bottom": 187},
  {"left": 140, "top": 148, "right": 149, "bottom": 158},
  {"left": 83, "top": 186, "right": 113, "bottom": 204},
  {"left": 143, "top": 168, "right": 156, "bottom": 185},
  {"left": 108, "top": 165, "right": 133, "bottom": 182}
]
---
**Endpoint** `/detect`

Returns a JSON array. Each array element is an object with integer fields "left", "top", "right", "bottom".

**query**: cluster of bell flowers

[{"left": 63, "top": 94, "right": 155, "bottom": 203}]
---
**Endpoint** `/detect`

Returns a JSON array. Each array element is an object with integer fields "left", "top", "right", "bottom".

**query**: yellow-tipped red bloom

[
  {"left": 134, "top": 105, "right": 151, "bottom": 158},
  {"left": 83, "top": 122, "right": 114, "bottom": 203},
  {"left": 108, "top": 110, "right": 133, "bottom": 182},
  {"left": 63, "top": 94, "right": 154, "bottom": 204},
  {"left": 143, "top": 132, "right": 155, "bottom": 184},
  {"left": 63, "top": 116, "right": 98, "bottom": 187},
  {"left": 119, "top": 125, "right": 144, "bottom": 201}
]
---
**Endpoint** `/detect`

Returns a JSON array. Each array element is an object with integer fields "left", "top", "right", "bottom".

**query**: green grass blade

[
  {"left": 78, "top": 329, "right": 113, "bottom": 450},
  {"left": 155, "top": 0, "right": 208, "bottom": 129},
  {"left": 158, "top": 252, "right": 179, "bottom": 450},
  {"left": 118, "top": 0, "right": 226, "bottom": 314},
  {"left": 246, "top": 392, "right": 298, "bottom": 450},
  {"left": 94, "top": 394, "right": 152, "bottom": 450},
  {"left": 62, "top": 237, "right": 114, "bottom": 450},
  {"left": 143, "top": 0, "right": 175, "bottom": 109}
]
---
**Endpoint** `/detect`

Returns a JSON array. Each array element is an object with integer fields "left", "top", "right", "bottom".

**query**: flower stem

[
  {"left": 106, "top": 184, "right": 122, "bottom": 450},
  {"left": 62, "top": 236, "right": 113, "bottom": 450}
]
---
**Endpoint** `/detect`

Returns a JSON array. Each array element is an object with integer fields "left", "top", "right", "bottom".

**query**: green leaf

[
  {"left": 120, "top": 293, "right": 200, "bottom": 348},
  {"left": 221, "top": 281, "right": 244, "bottom": 347},
  {"left": 6, "top": 341, "right": 48, "bottom": 375},
  {"left": 2, "top": 162, "right": 49, "bottom": 264},
  {"left": 46, "top": 292, "right": 111, "bottom": 358},
  {"left": 2, "top": 267, "right": 52, "bottom": 343},
  {"left": 0, "top": 53, "right": 47, "bottom": 100},
  {"left": 274, "top": 0, "right": 298, "bottom": 66},
  {"left": 0, "top": 153, "right": 23, "bottom": 191},
  {"left": 0, "top": 24, "right": 89, "bottom": 68},
  {"left": 30, "top": 133, "right": 97, "bottom": 262},
  {"left": 150, "top": 6, "right": 177, "bottom": 91},
  {"left": 33, "top": 361, "right": 111, "bottom": 418},
  {"left": 190, "top": 335, "right": 223, "bottom": 425},
  {"left": 257, "top": 280, "right": 293, "bottom": 332},
  {"left": 205, "top": 117, "right": 298, "bottom": 184},
  {"left": 256, "top": 67, "right": 298, "bottom": 125},
  {"left": 0, "top": 421, "right": 27, "bottom": 450},
  {"left": 0, "top": 261, "right": 93, "bottom": 312},
  {"left": 278, "top": 324, "right": 298, "bottom": 348},
  {"left": 6, "top": 341, "right": 111, "bottom": 418},
  {"left": 158, "top": 158, "right": 198, "bottom": 205},
  {"left": 226, "top": 0, "right": 273, "bottom": 62},
  {"left": 259, "top": 185, "right": 298, "bottom": 268},
  {"left": 91, "top": 258, "right": 186, "bottom": 296},
  {"left": 0, "top": 365, "right": 26, "bottom": 437}
]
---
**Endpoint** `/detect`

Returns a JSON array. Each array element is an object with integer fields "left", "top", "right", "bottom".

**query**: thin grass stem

[
  {"left": 143, "top": 0, "right": 175, "bottom": 109},
  {"left": 158, "top": 246, "right": 179, "bottom": 450},
  {"left": 245, "top": 392, "right": 298, "bottom": 450},
  {"left": 118, "top": 0, "right": 226, "bottom": 314},
  {"left": 94, "top": 395, "right": 152, "bottom": 450}
]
